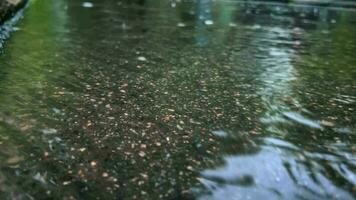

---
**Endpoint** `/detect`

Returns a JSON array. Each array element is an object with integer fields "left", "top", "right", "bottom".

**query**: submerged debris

[{"left": 6, "top": 156, "right": 24, "bottom": 165}]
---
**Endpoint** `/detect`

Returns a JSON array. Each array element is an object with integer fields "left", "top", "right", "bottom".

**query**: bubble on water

[
  {"left": 204, "top": 20, "right": 214, "bottom": 25},
  {"left": 177, "top": 22, "right": 186, "bottom": 27},
  {"left": 137, "top": 56, "right": 147, "bottom": 62},
  {"left": 82, "top": 2, "right": 94, "bottom": 8}
]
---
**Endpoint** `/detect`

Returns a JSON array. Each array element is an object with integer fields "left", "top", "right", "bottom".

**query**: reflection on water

[
  {"left": 197, "top": 137, "right": 355, "bottom": 200},
  {"left": 0, "top": 0, "right": 355, "bottom": 199},
  {"left": 196, "top": 0, "right": 213, "bottom": 46}
]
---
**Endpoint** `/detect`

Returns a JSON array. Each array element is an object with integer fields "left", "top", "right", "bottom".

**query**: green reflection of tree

[{"left": 0, "top": 0, "right": 69, "bottom": 198}]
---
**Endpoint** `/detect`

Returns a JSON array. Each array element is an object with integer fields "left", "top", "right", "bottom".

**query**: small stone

[
  {"left": 352, "top": 146, "right": 356, "bottom": 152},
  {"left": 321, "top": 120, "right": 334, "bottom": 127},
  {"left": 102, "top": 172, "right": 109, "bottom": 177},
  {"left": 140, "top": 173, "right": 148, "bottom": 179},
  {"left": 177, "top": 125, "right": 183, "bottom": 130},
  {"left": 90, "top": 161, "right": 97, "bottom": 167},
  {"left": 139, "top": 151, "right": 146, "bottom": 157},
  {"left": 6, "top": 156, "right": 24, "bottom": 165},
  {"left": 41, "top": 128, "right": 57, "bottom": 135},
  {"left": 63, "top": 181, "right": 71, "bottom": 185}
]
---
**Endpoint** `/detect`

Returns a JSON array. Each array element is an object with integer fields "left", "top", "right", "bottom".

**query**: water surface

[{"left": 0, "top": 0, "right": 355, "bottom": 199}]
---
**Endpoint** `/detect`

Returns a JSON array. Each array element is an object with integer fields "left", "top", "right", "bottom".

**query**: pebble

[
  {"left": 62, "top": 181, "right": 71, "bottom": 186},
  {"left": 90, "top": 161, "right": 97, "bottom": 167},
  {"left": 139, "top": 151, "right": 146, "bottom": 157},
  {"left": 321, "top": 120, "right": 334, "bottom": 127},
  {"left": 41, "top": 128, "right": 58, "bottom": 135},
  {"left": 177, "top": 125, "right": 183, "bottom": 130},
  {"left": 6, "top": 156, "right": 24, "bottom": 165}
]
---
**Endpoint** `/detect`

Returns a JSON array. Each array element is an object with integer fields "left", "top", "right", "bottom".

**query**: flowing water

[{"left": 0, "top": 0, "right": 355, "bottom": 199}]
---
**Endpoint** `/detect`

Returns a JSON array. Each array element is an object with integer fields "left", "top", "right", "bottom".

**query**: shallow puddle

[{"left": 0, "top": 0, "right": 355, "bottom": 199}]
